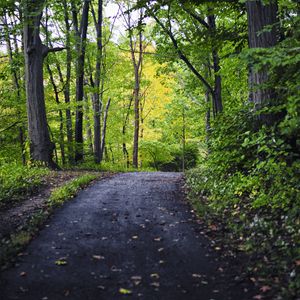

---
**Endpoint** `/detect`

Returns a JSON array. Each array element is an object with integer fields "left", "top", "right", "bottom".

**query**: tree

[
  {"left": 246, "top": 0, "right": 280, "bottom": 125},
  {"left": 73, "top": 0, "right": 90, "bottom": 162},
  {"left": 23, "top": 0, "right": 62, "bottom": 168}
]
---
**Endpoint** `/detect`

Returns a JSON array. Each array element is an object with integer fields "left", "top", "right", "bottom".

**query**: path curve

[{"left": 0, "top": 172, "right": 253, "bottom": 300}]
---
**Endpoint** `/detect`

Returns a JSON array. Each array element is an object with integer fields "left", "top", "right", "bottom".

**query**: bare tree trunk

[
  {"left": 182, "top": 106, "right": 186, "bottom": 172},
  {"left": 73, "top": 0, "right": 90, "bottom": 162},
  {"left": 246, "top": 0, "right": 279, "bottom": 125},
  {"left": 99, "top": 98, "right": 111, "bottom": 162},
  {"left": 46, "top": 63, "right": 66, "bottom": 165},
  {"left": 205, "top": 91, "right": 211, "bottom": 145},
  {"left": 84, "top": 92, "right": 94, "bottom": 155},
  {"left": 91, "top": 0, "right": 103, "bottom": 163},
  {"left": 23, "top": 0, "right": 58, "bottom": 168},
  {"left": 129, "top": 12, "right": 143, "bottom": 169},
  {"left": 207, "top": 14, "right": 223, "bottom": 114},
  {"left": 62, "top": 0, "right": 74, "bottom": 164},
  {"left": 122, "top": 97, "right": 132, "bottom": 168}
]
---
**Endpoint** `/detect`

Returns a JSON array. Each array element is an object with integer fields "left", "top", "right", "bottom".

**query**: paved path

[{"left": 0, "top": 172, "right": 253, "bottom": 300}]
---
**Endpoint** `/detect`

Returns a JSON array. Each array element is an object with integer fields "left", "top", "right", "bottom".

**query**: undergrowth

[
  {"left": 0, "top": 163, "right": 49, "bottom": 209},
  {"left": 186, "top": 109, "right": 300, "bottom": 299}
]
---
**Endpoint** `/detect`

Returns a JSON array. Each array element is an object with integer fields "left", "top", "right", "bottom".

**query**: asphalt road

[{"left": 0, "top": 172, "right": 254, "bottom": 300}]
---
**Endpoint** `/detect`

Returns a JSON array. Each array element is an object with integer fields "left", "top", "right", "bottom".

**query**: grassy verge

[
  {"left": 0, "top": 164, "right": 49, "bottom": 209},
  {"left": 185, "top": 167, "right": 300, "bottom": 300},
  {"left": 0, "top": 173, "right": 100, "bottom": 269}
]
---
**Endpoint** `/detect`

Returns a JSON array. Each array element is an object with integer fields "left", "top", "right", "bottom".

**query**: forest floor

[{"left": 0, "top": 172, "right": 257, "bottom": 300}]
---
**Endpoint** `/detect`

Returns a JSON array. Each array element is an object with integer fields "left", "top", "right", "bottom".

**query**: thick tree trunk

[
  {"left": 246, "top": 0, "right": 279, "bottom": 125},
  {"left": 23, "top": 0, "right": 57, "bottom": 168},
  {"left": 73, "top": 0, "right": 90, "bottom": 162},
  {"left": 92, "top": 0, "right": 103, "bottom": 163}
]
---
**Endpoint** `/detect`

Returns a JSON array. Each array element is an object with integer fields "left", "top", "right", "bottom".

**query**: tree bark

[
  {"left": 73, "top": 0, "right": 90, "bottom": 162},
  {"left": 99, "top": 98, "right": 111, "bottom": 162},
  {"left": 91, "top": 0, "right": 103, "bottom": 163},
  {"left": 23, "top": 0, "right": 58, "bottom": 168},
  {"left": 62, "top": 0, "right": 74, "bottom": 164},
  {"left": 129, "top": 12, "right": 143, "bottom": 169},
  {"left": 246, "top": 0, "right": 279, "bottom": 125},
  {"left": 207, "top": 14, "right": 223, "bottom": 114}
]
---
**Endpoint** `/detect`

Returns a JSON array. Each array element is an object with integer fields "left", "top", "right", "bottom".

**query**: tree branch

[{"left": 151, "top": 12, "right": 213, "bottom": 94}]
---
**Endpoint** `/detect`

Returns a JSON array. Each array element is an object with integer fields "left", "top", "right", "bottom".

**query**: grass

[
  {"left": 67, "top": 160, "right": 156, "bottom": 173},
  {"left": 48, "top": 174, "right": 99, "bottom": 207}
]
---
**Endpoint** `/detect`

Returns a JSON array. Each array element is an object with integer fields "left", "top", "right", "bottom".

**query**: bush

[{"left": 159, "top": 143, "right": 199, "bottom": 172}]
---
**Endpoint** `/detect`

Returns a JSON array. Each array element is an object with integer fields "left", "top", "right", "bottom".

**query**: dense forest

[{"left": 0, "top": 0, "right": 299, "bottom": 298}]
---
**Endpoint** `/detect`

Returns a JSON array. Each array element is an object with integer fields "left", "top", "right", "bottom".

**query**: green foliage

[
  {"left": 0, "top": 164, "right": 49, "bottom": 208},
  {"left": 48, "top": 174, "right": 98, "bottom": 207}
]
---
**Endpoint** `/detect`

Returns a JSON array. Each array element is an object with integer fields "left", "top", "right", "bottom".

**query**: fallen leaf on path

[
  {"left": 260, "top": 286, "right": 271, "bottom": 293},
  {"left": 97, "top": 285, "right": 106, "bottom": 290},
  {"left": 119, "top": 288, "right": 132, "bottom": 295},
  {"left": 19, "top": 272, "right": 27, "bottom": 277},
  {"left": 150, "top": 273, "right": 159, "bottom": 279},
  {"left": 55, "top": 259, "right": 67, "bottom": 266},
  {"left": 209, "top": 224, "right": 218, "bottom": 231},
  {"left": 92, "top": 255, "right": 105, "bottom": 260},
  {"left": 154, "top": 237, "right": 162, "bottom": 242},
  {"left": 150, "top": 282, "right": 160, "bottom": 288},
  {"left": 111, "top": 265, "right": 122, "bottom": 272},
  {"left": 131, "top": 276, "right": 142, "bottom": 286}
]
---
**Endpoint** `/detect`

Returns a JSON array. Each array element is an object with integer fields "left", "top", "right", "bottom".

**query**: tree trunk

[
  {"left": 129, "top": 12, "right": 143, "bottom": 169},
  {"left": 99, "top": 98, "right": 111, "bottom": 162},
  {"left": 23, "top": 0, "right": 57, "bottom": 168},
  {"left": 46, "top": 63, "right": 65, "bottom": 165},
  {"left": 207, "top": 14, "right": 223, "bottom": 114},
  {"left": 132, "top": 68, "right": 140, "bottom": 169},
  {"left": 62, "top": 0, "right": 74, "bottom": 164},
  {"left": 246, "top": 0, "right": 279, "bottom": 125},
  {"left": 73, "top": 0, "right": 90, "bottom": 162},
  {"left": 84, "top": 93, "right": 94, "bottom": 155},
  {"left": 92, "top": 0, "right": 103, "bottom": 163}
]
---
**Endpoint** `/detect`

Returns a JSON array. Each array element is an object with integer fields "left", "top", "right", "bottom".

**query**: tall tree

[
  {"left": 73, "top": 0, "right": 90, "bottom": 162},
  {"left": 91, "top": 0, "right": 103, "bottom": 163},
  {"left": 246, "top": 0, "right": 279, "bottom": 125},
  {"left": 23, "top": 0, "right": 61, "bottom": 168}
]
